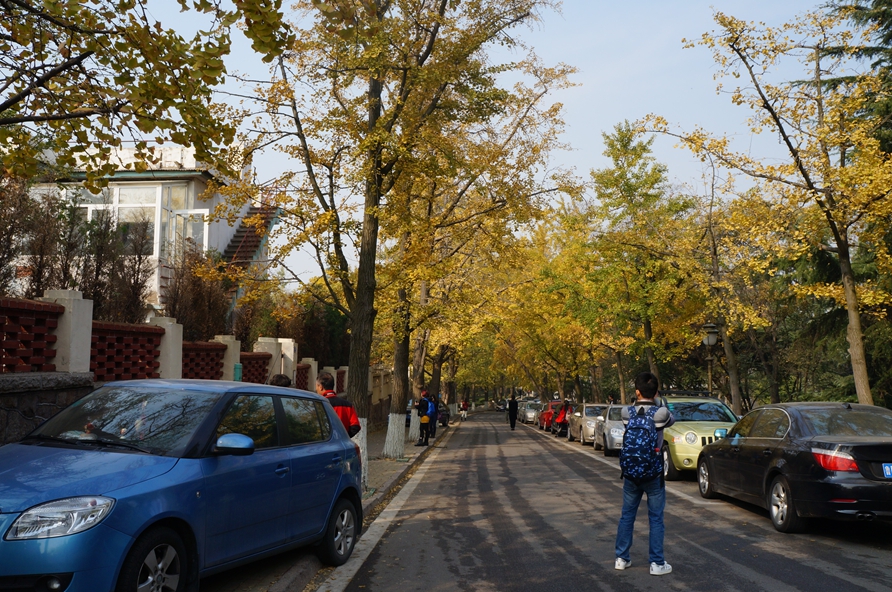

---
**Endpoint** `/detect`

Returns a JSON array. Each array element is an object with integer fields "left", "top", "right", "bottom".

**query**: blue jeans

[{"left": 615, "top": 477, "right": 666, "bottom": 565}]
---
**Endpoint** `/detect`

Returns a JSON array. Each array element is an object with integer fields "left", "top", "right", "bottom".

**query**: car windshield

[
  {"left": 799, "top": 407, "right": 892, "bottom": 437},
  {"left": 665, "top": 401, "right": 737, "bottom": 422},
  {"left": 607, "top": 407, "right": 623, "bottom": 421},
  {"left": 584, "top": 407, "right": 601, "bottom": 417},
  {"left": 526, "top": 403, "right": 541, "bottom": 410},
  {"left": 30, "top": 386, "right": 222, "bottom": 457}
]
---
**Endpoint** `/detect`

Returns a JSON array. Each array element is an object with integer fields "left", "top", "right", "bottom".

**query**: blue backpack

[{"left": 619, "top": 405, "right": 662, "bottom": 484}]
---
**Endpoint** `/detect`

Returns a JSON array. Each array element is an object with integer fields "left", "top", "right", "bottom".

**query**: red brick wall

[
  {"left": 182, "top": 342, "right": 226, "bottom": 380},
  {"left": 294, "top": 363, "right": 311, "bottom": 390},
  {"left": 91, "top": 322, "right": 164, "bottom": 382},
  {"left": 240, "top": 351, "right": 272, "bottom": 384},
  {"left": 0, "top": 298, "right": 63, "bottom": 373}
]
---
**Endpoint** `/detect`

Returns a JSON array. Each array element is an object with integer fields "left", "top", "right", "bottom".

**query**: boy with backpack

[{"left": 615, "top": 372, "right": 675, "bottom": 576}]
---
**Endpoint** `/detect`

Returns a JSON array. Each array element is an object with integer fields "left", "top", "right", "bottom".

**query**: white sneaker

[
  {"left": 650, "top": 562, "right": 672, "bottom": 575},
  {"left": 615, "top": 558, "right": 631, "bottom": 570}
]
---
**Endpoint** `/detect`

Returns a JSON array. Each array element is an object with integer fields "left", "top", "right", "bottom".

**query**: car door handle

[
  {"left": 731, "top": 447, "right": 740, "bottom": 453},
  {"left": 275, "top": 466, "right": 290, "bottom": 476},
  {"left": 762, "top": 449, "right": 772, "bottom": 456},
  {"left": 331, "top": 456, "right": 343, "bottom": 464}
]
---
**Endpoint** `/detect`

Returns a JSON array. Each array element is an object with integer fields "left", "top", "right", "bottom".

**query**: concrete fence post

[
  {"left": 148, "top": 317, "right": 183, "bottom": 379},
  {"left": 38, "top": 290, "right": 93, "bottom": 373},
  {"left": 212, "top": 335, "right": 241, "bottom": 381},
  {"left": 253, "top": 337, "right": 282, "bottom": 383},
  {"left": 278, "top": 338, "right": 297, "bottom": 385},
  {"left": 300, "top": 358, "right": 318, "bottom": 390}
]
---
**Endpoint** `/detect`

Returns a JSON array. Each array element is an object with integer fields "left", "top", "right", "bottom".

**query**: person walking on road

[
  {"left": 460, "top": 399, "right": 469, "bottom": 421},
  {"left": 428, "top": 391, "right": 438, "bottom": 439},
  {"left": 316, "top": 372, "right": 361, "bottom": 437},
  {"left": 614, "top": 372, "right": 674, "bottom": 576},
  {"left": 508, "top": 394, "right": 519, "bottom": 430}
]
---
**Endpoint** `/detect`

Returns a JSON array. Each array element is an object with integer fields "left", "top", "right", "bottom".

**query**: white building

[{"left": 32, "top": 146, "right": 275, "bottom": 307}]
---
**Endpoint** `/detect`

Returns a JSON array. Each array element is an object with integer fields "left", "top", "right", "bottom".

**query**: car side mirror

[
  {"left": 573, "top": 412, "right": 581, "bottom": 417},
  {"left": 214, "top": 433, "right": 255, "bottom": 456},
  {"left": 714, "top": 428, "right": 728, "bottom": 440}
]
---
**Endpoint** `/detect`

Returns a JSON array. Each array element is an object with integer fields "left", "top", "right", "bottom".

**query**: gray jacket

[{"left": 621, "top": 400, "right": 675, "bottom": 449}]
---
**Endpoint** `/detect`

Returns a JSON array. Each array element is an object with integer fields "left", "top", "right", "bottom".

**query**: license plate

[{"left": 884, "top": 463, "right": 892, "bottom": 479}]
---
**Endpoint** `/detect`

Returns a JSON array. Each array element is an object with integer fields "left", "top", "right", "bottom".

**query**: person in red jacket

[{"left": 316, "top": 371, "right": 361, "bottom": 437}]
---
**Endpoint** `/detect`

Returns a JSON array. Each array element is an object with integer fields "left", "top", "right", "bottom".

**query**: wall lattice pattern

[
  {"left": 91, "top": 322, "right": 164, "bottom": 382},
  {"left": 294, "top": 363, "right": 310, "bottom": 390},
  {"left": 0, "top": 298, "right": 63, "bottom": 373},
  {"left": 336, "top": 368, "right": 346, "bottom": 394},
  {"left": 182, "top": 342, "right": 226, "bottom": 380},
  {"left": 240, "top": 351, "right": 272, "bottom": 384}
]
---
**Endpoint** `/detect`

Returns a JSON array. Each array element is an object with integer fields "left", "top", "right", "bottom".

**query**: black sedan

[{"left": 697, "top": 402, "right": 892, "bottom": 533}]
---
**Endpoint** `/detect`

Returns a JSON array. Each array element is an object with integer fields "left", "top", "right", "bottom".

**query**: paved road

[{"left": 323, "top": 412, "right": 892, "bottom": 592}]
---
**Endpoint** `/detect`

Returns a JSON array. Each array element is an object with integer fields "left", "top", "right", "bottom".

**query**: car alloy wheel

[
  {"left": 768, "top": 475, "right": 804, "bottom": 533},
  {"left": 116, "top": 527, "right": 186, "bottom": 592},
  {"left": 698, "top": 460, "right": 717, "bottom": 499},
  {"left": 318, "top": 498, "right": 358, "bottom": 566},
  {"left": 580, "top": 429, "right": 586, "bottom": 445}
]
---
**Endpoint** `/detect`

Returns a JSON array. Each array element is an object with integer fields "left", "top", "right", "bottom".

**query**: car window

[
  {"left": 749, "top": 409, "right": 790, "bottom": 438},
  {"left": 216, "top": 395, "right": 278, "bottom": 449},
  {"left": 728, "top": 410, "right": 761, "bottom": 439},
  {"left": 607, "top": 407, "right": 623, "bottom": 421},
  {"left": 32, "top": 386, "right": 223, "bottom": 457},
  {"left": 799, "top": 407, "right": 892, "bottom": 437},
  {"left": 665, "top": 401, "right": 737, "bottom": 422},
  {"left": 584, "top": 407, "right": 601, "bottom": 417},
  {"left": 281, "top": 396, "right": 328, "bottom": 444}
]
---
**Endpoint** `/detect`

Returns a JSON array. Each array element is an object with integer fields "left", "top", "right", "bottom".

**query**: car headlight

[
  {"left": 586, "top": 421, "right": 596, "bottom": 428},
  {"left": 6, "top": 497, "right": 115, "bottom": 540},
  {"left": 610, "top": 428, "right": 624, "bottom": 438},
  {"left": 685, "top": 432, "right": 698, "bottom": 445}
]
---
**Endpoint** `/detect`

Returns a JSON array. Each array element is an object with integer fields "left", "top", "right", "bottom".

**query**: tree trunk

[
  {"left": 383, "top": 288, "right": 411, "bottom": 459},
  {"left": 429, "top": 344, "right": 447, "bottom": 403},
  {"left": 615, "top": 350, "right": 627, "bottom": 405},
  {"left": 446, "top": 356, "right": 458, "bottom": 416},
  {"left": 408, "top": 328, "right": 428, "bottom": 441},
  {"left": 643, "top": 318, "right": 659, "bottom": 383},
  {"left": 589, "top": 364, "right": 603, "bottom": 404},
  {"left": 838, "top": 239, "right": 874, "bottom": 405},
  {"left": 719, "top": 324, "right": 744, "bottom": 415},
  {"left": 574, "top": 374, "right": 584, "bottom": 403}
]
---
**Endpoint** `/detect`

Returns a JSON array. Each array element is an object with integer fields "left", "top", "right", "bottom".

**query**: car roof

[
  {"left": 661, "top": 396, "right": 729, "bottom": 404},
  {"left": 102, "top": 379, "right": 324, "bottom": 400}
]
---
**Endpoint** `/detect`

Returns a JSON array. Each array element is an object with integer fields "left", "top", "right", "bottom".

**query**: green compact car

[{"left": 660, "top": 395, "right": 738, "bottom": 480}]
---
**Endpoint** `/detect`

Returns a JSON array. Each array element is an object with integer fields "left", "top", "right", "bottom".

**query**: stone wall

[{"left": 0, "top": 372, "right": 94, "bottom": 444}]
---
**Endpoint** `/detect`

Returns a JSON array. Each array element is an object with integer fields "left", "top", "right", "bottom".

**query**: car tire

[
  {"left": 663, "top": 446, "right": 681, "bottom": 481},
  {"left": 697, "top": 459, "right": 717, "bottom": 499},
  {"left": 768, "top": 475, "right": 805, "bottom": 533},
  {"left": 603, "top": 437, "right": 615, "bottom": 456},
  {"left": 580, "top": 430, "right": 586, "bottom": 445},
  {"left": 317, "top": 498, "right": 358, "bottom": 566},
  {"left": 567, "top": 426, "right": 574, "bottom": 442},
  {"left": 116, "top": 526, "right": 188, "bottom": 592},
  {"left": 594, "top": 434, "right": 602, "bottom": 450}
]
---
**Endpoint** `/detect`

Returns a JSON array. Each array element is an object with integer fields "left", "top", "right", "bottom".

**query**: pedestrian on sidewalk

[
  {"left": 508, "top": 394, "right": 518, "bottom": 430},
  {"left": 614, "top": 371, "right": 674, "bottom": 576},
  {"left": 428, "top": 390, "right": 438, "bottom": 439},
  {"left": 316, "top": 372, "right": 361, "bottom": 437},
  {"left": 415, "top": 390, "right": 434, "bottom": 446}
]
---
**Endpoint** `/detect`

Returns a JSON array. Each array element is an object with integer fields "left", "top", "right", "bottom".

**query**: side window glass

[
  {"left": 217, "top": 395, "right": 278, "bottom": 449},
  {"left": 315, "top": 401, "right": 332, "bottom": 440},
  {"left": 750, "top": 409, "right": 790, "bottom": 439},
  {"left": 728, "top": 410, "right": 761, "bottom": 439},
  {"left": 281, "top": 397, "right": 324, "bottom": 444}
]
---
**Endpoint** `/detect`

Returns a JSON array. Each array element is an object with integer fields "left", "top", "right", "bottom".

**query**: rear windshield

[
  {"left": 607, "top": 407, "right": 623, "bottom": 421},
  {"left": 799, "top": 407, "right": 892, "bottom": 437},
  {"left": 665, "top": 401, "right": 737, "bottom": 422}
]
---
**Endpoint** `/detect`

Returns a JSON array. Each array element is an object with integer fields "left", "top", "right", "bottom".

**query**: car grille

[{"left": 700, "top": 436, "right": 714, "bottom": 446}]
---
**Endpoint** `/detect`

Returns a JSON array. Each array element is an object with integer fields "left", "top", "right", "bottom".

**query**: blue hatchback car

[{"left": 0, "top": 379, "right": 363, "bottom": 592}]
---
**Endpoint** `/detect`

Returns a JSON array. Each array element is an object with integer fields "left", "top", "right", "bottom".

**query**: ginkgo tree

[{"left": 649, "top": 9, "right": 892, "bottom": 405}]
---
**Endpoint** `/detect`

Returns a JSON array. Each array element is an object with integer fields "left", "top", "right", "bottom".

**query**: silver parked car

[
  {"left": 522, "top": 401, "right": 541, "bottom": 424},
  {"left": 594, "top": 405, "right": 625, "bottom": 456},
  {"left": 567, "top": 404, "right": 605, "bottom": 445}
]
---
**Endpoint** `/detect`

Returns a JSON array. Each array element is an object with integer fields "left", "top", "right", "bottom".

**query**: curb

[{"left": 267, "top": 421, "right": 462, "bottom": 591}]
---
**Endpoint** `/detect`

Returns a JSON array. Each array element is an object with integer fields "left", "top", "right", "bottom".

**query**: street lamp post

[{"left": 702, "top": 323, "right": 719, "bottom": 396}]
